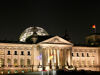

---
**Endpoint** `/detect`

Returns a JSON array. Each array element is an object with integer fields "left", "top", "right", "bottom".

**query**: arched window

[
  {"left": 87, "top": 53, "right": 89, "bottom": 57},
  {"left": 20, "top": 59, "right": 24, "bottom": 67},
  {"left": 27, "top": 59, "right": 31, "bottom": 67},
  {"left": 0, "top": 58, "right": 4, "bottom": 67},
  {"left": 72, "top": 53, "right": 74, "bottom": 56},
  {"left": 14, "top": 59, "right": 18, "bottom": 67},
  {"left": 7, "top": 58, "right": 11, "bottom": 67},
  {"left": 14, "top": 51, "right": 17, "bottom": 55},
  {"left": 76, "top": 53, "right": 79, "bottom": 57},
  {"left": 28, "top": 51, "right": 30, "bottom": 55},
  {"left": 7, "top": 51, "right": 10, "bottom": 55},
  {"left": 82, "top": 53, "right": 84, "bottom": 57},
  {"left": 21, "top": 51, "right": 24, "bottom": 55}
]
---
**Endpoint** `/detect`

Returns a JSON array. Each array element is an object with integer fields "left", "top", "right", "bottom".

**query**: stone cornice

[{"left": 0, "top": 46, "right": 32, "bottom": 50}]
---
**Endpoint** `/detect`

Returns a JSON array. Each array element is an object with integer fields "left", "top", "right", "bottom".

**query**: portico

[{"left": 37, "top": 36, "right": 73, "bottom": 70}]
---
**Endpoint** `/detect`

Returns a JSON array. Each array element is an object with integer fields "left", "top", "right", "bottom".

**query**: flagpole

[{"left": 95, "top": 26, "right": 96, "bottom": 33}]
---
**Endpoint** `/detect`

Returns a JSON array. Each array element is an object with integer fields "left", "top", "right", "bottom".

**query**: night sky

[{"left": 0, "top": 0, "right": 100, "bottom": 43}]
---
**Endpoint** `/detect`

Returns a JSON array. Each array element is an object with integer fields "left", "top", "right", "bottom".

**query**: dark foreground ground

[
  {"left": 7, "top": 70, "right": 100, "bottom": 75},
  {"left": 56, "top": 70, "right": 100, "bottom": 75}
]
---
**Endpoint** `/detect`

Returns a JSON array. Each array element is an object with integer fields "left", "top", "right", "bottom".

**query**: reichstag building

[{"left": 0, "top": 26, "right": 100, "bottom": 74}]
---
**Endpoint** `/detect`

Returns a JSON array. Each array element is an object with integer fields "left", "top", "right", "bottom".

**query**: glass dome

[{"left": 19, "top": 27, "right": 49, "bottom": 42}]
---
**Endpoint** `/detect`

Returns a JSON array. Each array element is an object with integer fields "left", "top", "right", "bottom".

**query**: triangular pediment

[{"left": 39, "top": 36, "right": 73, "bottom": 45}]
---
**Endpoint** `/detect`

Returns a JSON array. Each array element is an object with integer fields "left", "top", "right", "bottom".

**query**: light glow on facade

[{"left": 0, "top": 26, "right": 100, "bottom": 74}]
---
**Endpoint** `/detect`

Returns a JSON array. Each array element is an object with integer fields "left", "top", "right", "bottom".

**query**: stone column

[
  {"left": 4, "top": 49, "right": 7, "bottom": 67},
  {"left": 45, "top": 48, "right": 50, "bottom": 70},
  {"left": 11, "top": 51, "right": 14, "bottom": 67},
  {"left": 65, "top": 49, "right": 68, "bottom": 66},
  {"left": 96, "top": 49, "right": 99, "bottom": 70},
  {"left": 51, "top": 48, "right": 53, "bottom": 66},
  {"left": 57, "top": 49, "right": 60, "bottom": 66},
  {"left": 70, "top": 48, "right": 72, "bottom": 66},
  {"left": 31, "top": 45, "right": 34, "bottom": 72},
  {"left": 51, "top": 48, "right": 54, "bottom": 69},
  {"left": 53, "top": 48, "right": 56, "bottom": 69},
  {"left": 43, "top": 48, "right": 48, "bottom": 67},
  {"left": 42, "top": 48, "right": 45, "bottom": 70},
  {"left": 48, "top": 48, "right": 50, "bottom": 63},
  {"left": 18, "top": 50, "right": 20, "bottom": 67},
  {"left": 45, "top": 48, "right": 48, "bottom": 66},
  {"left": 68, "top": 48, "right": 71, "bottom": 66},
  {"left": 68, "top": 49, "right": 70, "bottom": 66},
  {"left": 56, "top": 49, "right": 58, "bottom": 67},
  {"left": 49, "top": 48, "right": 51, "bottom": 69},
  {"left": 62, "top": 48, "right": 64, "bottom": 67},
  {"left": 24, "top": 50, "right": 27, "bottom": 67},
  {"left": 59, "top": 48, "right": 63, "bottom": 69},
  {"left": 98, "top": 49, "right": 100, "bottom": 71},
  {"left": 63, "top": 48, "right": 66, "bottom": 67},
  {"left": 85, "top": 50, "right": 87, "bottom": 67},
  {"left": 54, "top": 48, "right": 56, "bottom": 64},
  {"left": 33, "top": 45, "right": 39, "bottom": 71}
]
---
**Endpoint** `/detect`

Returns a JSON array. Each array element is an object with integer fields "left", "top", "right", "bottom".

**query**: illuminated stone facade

[
  {"left": 0, "top": 27, "right": 100, "bottom": 74},
  {"left": 72, "top": 46, "right": 100, "bottom": 71}
]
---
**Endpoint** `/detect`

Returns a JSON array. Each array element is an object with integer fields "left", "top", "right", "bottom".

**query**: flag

[
  {"left": 89, "top": 24, "right": 96, "bottom": 33},
  {"left": 49, "top": 54, "right": 53, "bottom": 60},
  {"left": 92, "top": 24, "right": 96, "bottom": 29}
]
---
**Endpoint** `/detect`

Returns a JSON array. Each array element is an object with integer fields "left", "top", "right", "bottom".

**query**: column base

[
  {"left": 52, "top": 66, "right": 56, "bottom": 69},
  {"left": 65, "top": 65, "right": 76, "bottom": 71},
  {"left": 59, "top": 66, "right": 62, "bottom": 69},
  {"left": 33, "top": 66, "right": 38, "bottom": 71},
  {"left": 45, "top": 66, "right": 50, "bottom": 71}
]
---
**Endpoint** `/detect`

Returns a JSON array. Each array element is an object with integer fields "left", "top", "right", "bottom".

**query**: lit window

[
  {"left": 27, "top": 59, "right": 31, "bottom": 67},
  {"left": 14, "top": 59, "right": 18, "bottom": 67},
  {"left": 22, "top": 70, "right": 24, "bottom": 73},
  {"left": 8, "top": 70, "right": 10, "bottom": 74},
  {"left": 21, "top": 51, "right": 24, "bottom": 55},
  {"left": 14, "top": 70, "right": 18, "bottom": 73},
  {"left": 14, "top": 51, "right": 17, "bottom": 55},
  {"left": 1, "top": 71, "right": 3, "bottom": 74},
  {"left": 7, "top": 59, "right": 11, "bottom": 67},
  {"left": 20, "top": 59, "right": 24, "bottom": 67},
  {"left": 93, "top": 61, "right": 95, "bottom": 65},
  {"left": 28, "top": 69, "right": 31, "bottom": 72},
  {"left": 7, "top": 51, "right": 10, "bottom": 55},
  {"left": 0, "top": 58, "right": 4, "bottom": 67},
  {"left": 28, "top": 51, "right": 30, "bottom": 55}
]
